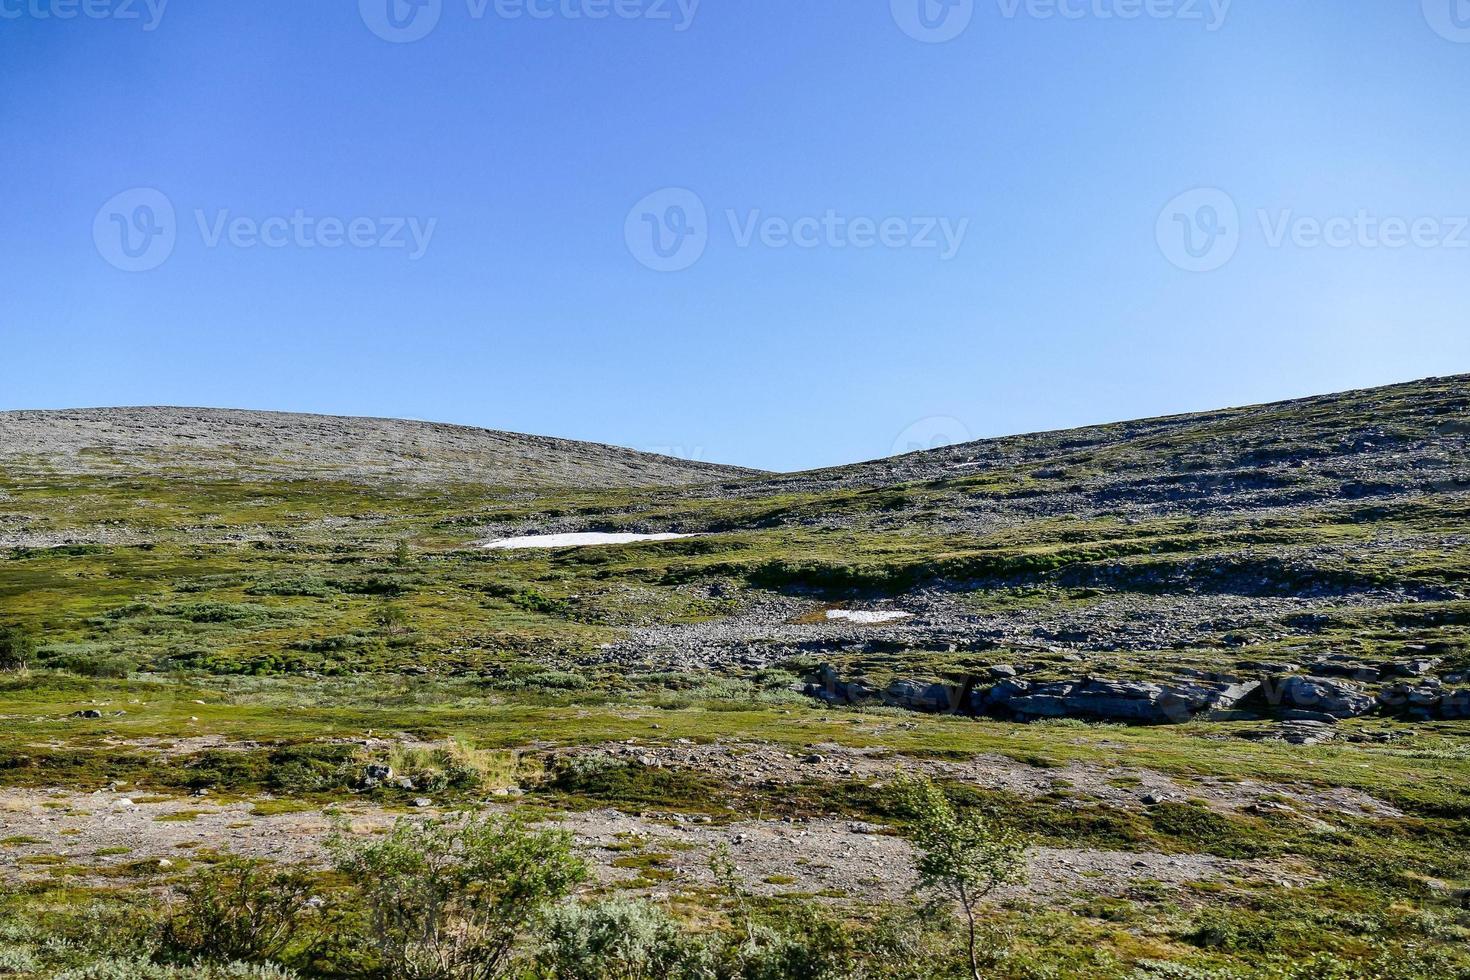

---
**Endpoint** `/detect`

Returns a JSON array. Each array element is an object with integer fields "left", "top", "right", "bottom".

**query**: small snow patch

[
  {"left": 825, "top": 610, "right": 912, "bottom": 625},
  {"left": 483, "top": 533, "right": 696, "bottom": 550}
]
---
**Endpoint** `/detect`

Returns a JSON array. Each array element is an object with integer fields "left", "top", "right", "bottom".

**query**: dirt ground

[
  {"left": 0, "top": 787, "right": 1312, "bottom": 904},
  {"left": 553, "top": 740, "right": 1402, "bottom": 820}
]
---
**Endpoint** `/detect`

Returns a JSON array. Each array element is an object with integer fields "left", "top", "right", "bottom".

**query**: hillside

[
  {"left": 3, "top": 376, "right": 1470, "bottom": 978},
  {"left": 0, "top": 406, "right": 760, "bottom": 487}
]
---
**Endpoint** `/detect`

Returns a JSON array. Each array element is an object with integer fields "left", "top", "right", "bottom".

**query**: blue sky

[{"left": 2, "top": 1, "right": 1467, "bottom": 472}]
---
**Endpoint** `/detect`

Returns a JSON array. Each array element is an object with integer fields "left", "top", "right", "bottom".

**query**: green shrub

[
  {"left": 47, "top": 651, "right": 136, "bottom": 679},
  {"left": 533, "top": 898, "right": 714, "bottom": 979},
  {"left": 0, "top": 626, "right": 36, "bottom": 673},
  {"left": 159, "top": 858, "right": 318, "bottom": 965},
  {"left": 0, "top": 943, "right": 40, "bottom": 973},
  {"left": 331, "top": 813, "right": 588, "bottom": 980}
]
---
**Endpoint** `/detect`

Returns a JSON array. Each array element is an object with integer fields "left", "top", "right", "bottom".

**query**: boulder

[
  {"left": 1304, "top": 659, "right": 1382, "bottom": 683},
  {"left": 981, "top": 676, "right": 1259, "bottom": 725},
  {"left": 1377, "top": 683, "right": 1444, "bottom": 719},
  {"left": 803, "top": 664, "right": 879, "bottom": 706},
  {"left": 1273, "top": 676, "right": 1377, "bottom": 719},
  {"left": 1436, "top": 689, "right": 1470, "bottom": 720},
  {"left": 1382, "top": 659, "right": 1442, "bottom": 679},
  {"left": 360, "top": 763, "right": 394, "bottom": 788},
  {"left": 883, "top": 679, "right": 964, "bottom": 713}
]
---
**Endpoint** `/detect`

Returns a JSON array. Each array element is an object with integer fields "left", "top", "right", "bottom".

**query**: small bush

[
  {"left": 47, "top": 652, "right": 136, "bottom": 679},
  {"left": 159, "top": 858, "right": 318, "bottom": 965},
  {"left": 0, "top": 625, "right": 36, "bottom": 673},
  {"left": 533, "top": 898, "right": 714, "bottom": 979},
  {"left": 331, "top": 813, "right": 588, "bottom": 980}
]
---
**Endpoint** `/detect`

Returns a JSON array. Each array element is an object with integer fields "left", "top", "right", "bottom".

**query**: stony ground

[{"left": 0, "top": 785, "right": 1288, "bottom": 905}]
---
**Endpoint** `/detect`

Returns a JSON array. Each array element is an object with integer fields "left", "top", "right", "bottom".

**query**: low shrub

[
  {"left": 331, "top": 813, "right": 588, "bottom": 980},
  {"left": 159, "top": 858, "right": 318, "bottom": 965}
]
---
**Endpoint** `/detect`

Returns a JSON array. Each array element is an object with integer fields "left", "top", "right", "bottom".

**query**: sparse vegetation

[{"left": 1, "top": 378, "right": 1469, "bottom": 976}]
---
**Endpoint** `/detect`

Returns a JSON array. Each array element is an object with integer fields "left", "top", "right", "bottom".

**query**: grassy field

[{"left": 3, "top": 379, "right": 1470, "bottom": 977}]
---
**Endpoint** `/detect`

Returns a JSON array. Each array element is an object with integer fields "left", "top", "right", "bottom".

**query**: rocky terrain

[{"left": 2, "top": 375, "right": 1470, "bottom": 977}]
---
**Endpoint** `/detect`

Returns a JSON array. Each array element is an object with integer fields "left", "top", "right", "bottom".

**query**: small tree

[
  {"left": 893, "top": 776, "right": 1028, "bottom": 980},
  {"left": 0, "top": 624, "right": 37, "bottom": 673},
  {"left": 394, "top": 538, "right": 413, "bottom": 567},
  {"left": 331, "top": 813, "right": 587, "bottom": 980},
  {"left": 160, "top": 857, "right": 318, "bottom": 965},
  {"left": 374, "top": 600, "right": 410, "bottom": 638}
]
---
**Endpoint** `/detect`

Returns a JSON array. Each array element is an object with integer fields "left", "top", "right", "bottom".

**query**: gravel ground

[
  {"left": 0, "top": 789, "right": 1296, "bottom": 903},
  {"left": 552, "top": 740, "right": 1402, "bottom": 820}
]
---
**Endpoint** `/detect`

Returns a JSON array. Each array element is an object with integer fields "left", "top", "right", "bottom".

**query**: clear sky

[{"left": 2, "top": 1, "right": 1467, "bottom": 472}]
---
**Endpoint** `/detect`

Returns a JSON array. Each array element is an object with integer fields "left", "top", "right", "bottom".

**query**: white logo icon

[
  {"left": 625, "top": 188, "right": 708, "bottom": 272},
  {"left": 360, "top": 0, "right": 442, "bottom": 43},
  {"left": 1156, "top": 187, "right": 1240, "bottom": 273},
  {"left": 93, "top": 188, "right": 176, "bottom": 272},
  {"left": 891, "top": 0, "right": 974, "bottom": 43},
  {"left": 891, "top": 416, "right": 973, "bottom": 458},
  {"left": 1423, "top": 0, "right": 1470, "bottom": 42}
]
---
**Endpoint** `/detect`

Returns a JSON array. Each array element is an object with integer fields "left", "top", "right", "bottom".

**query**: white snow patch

[
  {"left": 825, "top": 610, "right": 913, "bottom": 625},
  {"left": 482, "top": 532, "right": 696, "bottom": 550}
]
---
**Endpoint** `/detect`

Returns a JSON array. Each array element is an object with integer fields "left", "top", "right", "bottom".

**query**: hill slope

[{"left": 0, "top": 407, "right": 760, "bottom": 488}]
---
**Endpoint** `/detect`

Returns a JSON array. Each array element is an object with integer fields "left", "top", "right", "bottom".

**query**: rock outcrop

[{"left": 805, "top": 665, "right": 1260, "bottom": 725}]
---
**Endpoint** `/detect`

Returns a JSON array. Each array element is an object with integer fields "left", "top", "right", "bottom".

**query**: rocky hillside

[
  {"left": 0, "top": 407, "right": 760, "bottom": 488},
  {"left": 734, "top": 373, "right": 1470, "bottom": 515}
]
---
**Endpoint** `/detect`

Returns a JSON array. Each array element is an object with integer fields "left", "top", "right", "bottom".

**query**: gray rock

[
  {"left": 1382, "top": 659, "right": 1442, "bottom": 678},
  {"left": 883, "top": 679, "right": 964, "bottom": 713},
  {"left": 1273, "top": 676, "right": 1377, "bottom": 719},
  {"left": 983, "top": 676, "right": 1259, "bottom": 725}
]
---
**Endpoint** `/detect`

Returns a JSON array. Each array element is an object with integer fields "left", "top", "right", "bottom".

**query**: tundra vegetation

[{"left": 1, "top": 376, "right": 1470, "bottom": 977}]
